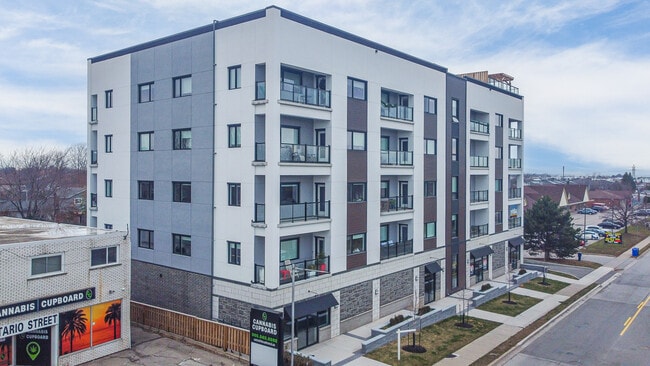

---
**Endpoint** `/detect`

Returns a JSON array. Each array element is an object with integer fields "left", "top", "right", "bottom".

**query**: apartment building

[{"left": 87, "top": 6, "right": 524, "bottom": 350}]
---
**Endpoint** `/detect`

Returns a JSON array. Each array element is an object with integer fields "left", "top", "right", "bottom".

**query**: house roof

[{"left": 524, "top": 184, "right": 589, "bottom": 208}]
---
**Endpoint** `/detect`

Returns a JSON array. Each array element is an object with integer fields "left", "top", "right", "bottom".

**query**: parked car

[
  {"left": 577, "top": 208, "right": 598, "bottom": 215},
  {"left": 633, "top": 209, "right": 650, "bottom": 216},
  {"left": 576, "top": 232, "right": 598, "bottom": 241},
  {"left": 598, "top": 221, "right": 620, "bottom": 229},
  {"left": 582, "top": 230, "right": 602, "bottom": 239},
  {"left": 585, "top": 226, "right": 607, "bottom": 236},
  {"left": 592, "top": 205, "right": 609, "bottom": 212}
]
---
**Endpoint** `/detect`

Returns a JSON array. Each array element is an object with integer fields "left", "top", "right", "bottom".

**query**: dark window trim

[
  {"left": 228, "top": 65, "right": 242, "bottom": 89},
  {"left": 172, "top": 181, "right": 191, "bottom": 203},
  {"left": 172, "top": 128, "right": 192, "bottom": 150},
  {"left": 173, "top": 75, "right": 192, "bottom": 97},
  {"left": 138, "top": 229, "right": 154, "bottom": 249},
  {"left": 138, "top": 82, "right": 153, "bottom": 103},
  {"left": 228, "top": 182, "right": 241, "bottom": 206},
  {"left": 172, "top": 233, "right": 191, "bottom": 256},
  {"left": 228, "top": 241, "right": 241, "bottom": 265},
  {"left": 347, "top": 77, "right": 367, "bottom": 100},
  {"left": 228, "top": 124, "right": 242, "bottom": 148}
]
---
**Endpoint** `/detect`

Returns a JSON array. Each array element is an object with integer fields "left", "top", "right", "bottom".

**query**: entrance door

[
  {"left": 399, "top": 138, "right": 409, "bottom": 165},
  {"left": 424, "top": 271, "right": 436, "bottom": 303},
  {"left": 315, "top": 129, "right": 327, "bottom": 162},
  {"left": 315, "top": 183, "right": 326, "bottom": 216},
  {"left": 399, "top": 181, "right": 409, "bottom": 208},
  {"left": 399, "top": 224, "right": 408, "bottom": 243},
  {"left": 296, "top": 316, "right": 318, "bottom": 350}
]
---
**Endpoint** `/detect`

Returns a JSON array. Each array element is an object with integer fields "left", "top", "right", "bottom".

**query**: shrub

[
  {"left": 283, "top": 352, "right": 313, "bottom": 366},
  {"left": 417, "top": 306, "right": 432, "bottom": 316},
  {"left": 518, "top": 269, "right": 527, "bottom": 275},
  {"left": 388, "top": 314, "right": 405, "bottom": 327},
  {"left": 480, "top": 283, "right": 492, "bottom": 292}
]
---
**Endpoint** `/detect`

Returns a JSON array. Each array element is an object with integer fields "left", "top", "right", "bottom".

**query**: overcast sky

[{"left": 0, "top": 0, "right": 648, "bottom": 176}]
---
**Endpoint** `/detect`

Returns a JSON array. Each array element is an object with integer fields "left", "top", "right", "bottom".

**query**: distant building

[
  {"left": 0, "top": 217, "right": 130, "bottom": 365},
  {"left": 524, "top": 184, "right": 589, "bottom": 211}
]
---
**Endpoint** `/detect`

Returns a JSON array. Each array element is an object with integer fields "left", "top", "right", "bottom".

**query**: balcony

[
  {"left": 380, "top": 239, "right": 413, "bottom": 260},
  {"left": 380, "top": 150, "right": 413, "bottom": 166},
  {"left": 470, "top": 190, "right": 489, "bottom": 203},
  {"left": 90, "top": 150, "right": 98, "bottom": 165},
  {"left": 488, "top": 78, "right": 519, "bottom": 95},
  {"left": 279, "top": 256, "right": 330, "bottom": 285},
  {"left": 253, "top": 203, "right": 265, "bottom": 223},
  {"left": 380, "top": 104, "right": 413, "bottom": 121},
  {"left": 470, "top": 224, "right": 489, "bottom": 238},
  {"left": 90, "top": 193, "right": 97, "bottom": 208},
  {"left": 255, "top": 81, "right": 266, "bottom": 100},
  {"left": 509, "top": 217, "right": 522, "bottom": 228},
  {"left": 509, "top": 128, "right": 522, "bottom": 139},
  {"left": 280, "top": 143, "right": 330, "bottom": 164},
  {"left": 280, "top": 201, "right": 330, "bottom": 223},
  {"left": 509, "top": 158, "right": 522, "bottom": 169},
  {"left": 280, "top": 81, "right": 331, "bottom": 108},
  {"left": 470, "top": 156, "right": 488, "bottom": 168},
  {"left": 90, "top": 107, "right": 97, "bottom": 123},
  {"left": 508, "top": 188, "right": 522, "bottom": 199},
  {"left": 254, "top": 264, "right": 265, "bottom": 284},
  {"left": 255, "top": 143, "right": 265, "bottom": 162},
  {"left": 380, "top": 195, "right": 413, "bottom": 213},
  {"left": 470, "top": 120, "right": 489, "bottom": 134}
]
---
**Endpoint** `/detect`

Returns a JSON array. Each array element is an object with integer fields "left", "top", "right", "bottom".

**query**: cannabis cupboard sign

[
  {"left": 0, "top": 288, "right": 96, "bottom": 320},
  {"left": 249, "top": 308, "right": 283, "bottom": 366}
]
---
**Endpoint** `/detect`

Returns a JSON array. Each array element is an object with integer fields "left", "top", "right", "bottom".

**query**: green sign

[
  {"left": 250, "top": 308, "right": 283, "bottom": 366},
  {"left": 16, "top": 328, "right": 51, "bottom": 366}
]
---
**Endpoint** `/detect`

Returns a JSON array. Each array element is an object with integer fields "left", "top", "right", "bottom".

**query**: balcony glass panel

[
  {"left": 90, "top": 107, "right": 97, "bottom": 122},
  {"left": 508, "top": 188, "right": 522, "bottom": 199},
  {"left": 488, "top": 78, "right": 520, "bottom": 94},
  {"left": 470, "top": 156, "right": 488, "bottom": 167},
  {"left": 380, "top": 195, "right": 413, "bottom": 212},
  {"left": 470, "top": 224, "right": 489, "bottom": 238},
  {"left": 254, "top": 264, "right": 265, "bottom": 284},
  {"left": 509, "top": 129, "right": 522, "bottom": 139},
  {"left": 280, "top": 201, "right": 330, "bottom": 222},
  {"left": 509, "top": 158, "right": 522, "bottom": 169},
  {"left": 255, "top": 142, "right": 266, "bottom": 162},
  {"left": 279, "top": 256, "right": 330, "bottom": 285},
  {"left": 380, "top": 150, "right": 413, "bottom": 166},
  {"left": 90, "top": 193, "right": 97, "bottom": 208},
  {"left": 470, "top": 120, "right": 489, "bottom": 134},
  {"left": 90, "top": 150, "right": 98, "bottom": 165},
  {"left": 508, "top": 217, "right": 522, "bottom": 228},
  {"left": 255, "top": 81, "right": 266, "bottom": 100},
  {"left": 380, "top": 239, "right": 413, "bottom": 260},
  {"left": 253, "top": 203, "right": 265, "bottom": 223},
  {"left": 470, "top": 190, "right": 489, "bottom": 203},
  {"left": 280, "top": 143, "right": 330, "bottom": 163},
  {"left": 280, "top": 81, "right": 330, "bottom": 107},
  {"left": 380, "top": 105, "right": 413, "bottom": 121}
]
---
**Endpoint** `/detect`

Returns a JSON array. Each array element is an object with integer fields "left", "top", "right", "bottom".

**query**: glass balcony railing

[
  {"left": 254, "top": 264, "right": 265, "bottom": 284},
  {"left": 488, "top": 78, "right": 520, "bottom": 95},
  {"left": 280, "top": 81, "right": 331, "bottom": 107},
  {"left": 380, "top": 105, "right": 413, "bottom": 121},
  {"left": 90, "top": 193, "right": 97, "bottom": 208},
  {"left": 90, "top": 107, "right": 97, "bottom": 123},
  {"left": 380, "top": 195, "right": 413, "bottom": 213},
  {"left": 508, "top": 217, "right": 522, "bottom": 228},
  {"left": 509, "top": 158, "right": 522, "bottom": 169},
  {"left": 380, "top": 239, "right": 413, "bottom": 260},
  {"left": 255, "top": 81, "right": 266, "bottom": 100},
  {"left": 255, "top": 142, "right": 266, "bottom": 162},
  {"left": 279, "top": 256, "right": 330, "bottom": 285},
  {"left": 470, "top": 156, "right": 489, "bottom": 168},
  {"left": 380, "top": 150, "right": 413, "bottom": 166},
  {"left": 90, "top": 150, "right": 98, "bottom": 165},
  {"left": 470, "top": 190, "right": 489, "bottom": 203},
  {"left": 508, "top": 188, "right": 522, "bottom": 199},
  {"left": 253, "top": 203, "right": 265, "bottom": 223},
  {"left": 280, "top": 201, "right": 330, "bottom": 223},
  {"left": 470, "top": 224, "right": 489, "bottom": 238},
  {"left": 280, "top": 143, "right": 330, "bottom": 163},
  {"left": 470, "top": 120, "right": 489, "bottom": 134},
  {"left": 509, "top": 128, "right": 522, "bottom": 139}
]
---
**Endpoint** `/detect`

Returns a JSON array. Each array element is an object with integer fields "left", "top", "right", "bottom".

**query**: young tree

[
  {"left": 611, "top": 194, "right": 634, "bottom": 234},
  {"left": 524, "top": 195, "right": 580, "bottom": 260}
]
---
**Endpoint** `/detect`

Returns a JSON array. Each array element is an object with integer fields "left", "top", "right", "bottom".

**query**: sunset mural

[
  {"left": 0, "top": 337, "right": 11, "bottom": 366},
  {"left": 59, "top": 306, "right": 90, "bottom": 355},
  {"left": 91, "top": 300, "right": 122, "bottom": 346},
  {"left": 59, "top": 300, "right": 122, "bottom": 356}
]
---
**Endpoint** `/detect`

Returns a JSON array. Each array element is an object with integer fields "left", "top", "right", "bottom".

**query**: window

[
  {"left": 451, "top": 138, "right": 458, "bottom": 161},
  {"left": 451, "top": 214, "right": 458, "bottom": 237},
  {"left": 105, "top": 135, "right": 113, "bottom": 153},
  {"left": 495, "top": 179, "right": 503, "bottom": 192},
  {"left": 172, "top": 234, "right": 191, "bottom": 256},
  {"left": 347, "top": 131, "right": 366, "bottom": 151},
  {"left": 105, "top": 179, "right": 113, "bottom": 197},
  {"left": 228, "top": 183, "right": 241, "bottom": 206},
  {"left": 347, "top": 77, "right": 367, "bottom": 100},
  {"left": 173, "top": 182, "right": 191, "bottom": 203},
  {"left": 139, "top": 82, "right": 153, "bottom": 103},
  {"left": 138, "top": 229, "right": 154, "bottom": 249},
  {"left": 380, "top": 181, "right": 390, "bottom": 199},
  {"left": 380, "top": 225, "right": 388, "bottom": 243},
  {"left": 138, "top": 181, "right": 154, "bottom": 200},
  {"left": 451, "top": 176, "right": 458, "bottom": 200},
  {"left": 228, "top": 65, "right": 241, "bottom": 89},
  {"left": 495, "top": 146, "right": 503, "bottom": 159},
  {"left": 347, "top": 233, "right": 366, "bottom": 254},
  {"left": 173, "top": 129, "right": 192, "bottom": 150},
  {"left": 425, "top": 222, "right": 436, "bottom": 238},
  {"left": 228, "top": 124, "right": 241, "bottom": 148},
  {"left": 90, "top": 94, "right": 98, "bottom": 121},
  {"left": 451, "top": 98, "right": 459, "bottom": 121},
  {"left": 228, "top": 241, "right": 241, "bottom": 265},
  {"left": 496, "top": 113, "right": 503, "bottom": 127},
  {"left": 424, "top": 96, "right": 437, "bottom": 114},
  {"left": 105, "top": 90, "right": 113, "bottom": 108},
  {"left": 425, "top": 139, "right": 436, "bottom": 155},
  {"left": 173, "top": 75, "right": 192, "bottom": 97},
  {"left": 104, "top": 224, "right": 113, "bottom": 230},
  {"left": 496, "top": 211, "right": 503, "bottom": 224},
  {"left": 91, "top": 246, "right": 118, "bottom": 267},
  {"left": 424, "top": 181, "right": 436, "bottom": 197},
  {"left": 347, "top": 183, "right": 366, "bottom": 202},
  {"left": 31, "top": 254, "right": 62, "bottom": 276},
  {"left": 280, "top": 238, "right": 299, "bottom": 261},
  {"left": 138, "top": 132, "right": 153, "bottom": 151}
]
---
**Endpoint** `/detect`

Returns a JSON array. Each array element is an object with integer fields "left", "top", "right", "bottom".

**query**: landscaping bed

[
  {"left": 477, "top": 293, "right": 541, "bottom": 317},
  {"left": 519, "top": 278, "right": 570, "bottom": 294}
]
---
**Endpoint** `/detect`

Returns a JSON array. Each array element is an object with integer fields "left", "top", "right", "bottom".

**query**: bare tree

[
  {"left": 0, "top": 147, "right": 69, "bottom": 220},
  {"left": 611, "top": 193, "right": 634, "bottom": 234},
  {"left": 66, "top": 143, "right": 87, "bottom": 171}
]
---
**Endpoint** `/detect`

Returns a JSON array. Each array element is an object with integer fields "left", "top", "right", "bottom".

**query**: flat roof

[{"left": 0, "top": 216, "right": 114, "bottom": 245}]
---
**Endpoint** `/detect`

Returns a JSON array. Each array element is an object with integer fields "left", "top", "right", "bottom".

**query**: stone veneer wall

[
  {"left": 131, "top": 260, "right": 212, "bottom": 319},
  {"left": 340, "top": 281, "right": 372, "bottom": 320},
  {"left": 218, "top": 297, "right": 255, "bottom": 329},
  {"left": 492, "top": 241, "right": 506, "bottom": 278},
  {"left": 379, "top": 269, "right": 412, "bottom": 305}
]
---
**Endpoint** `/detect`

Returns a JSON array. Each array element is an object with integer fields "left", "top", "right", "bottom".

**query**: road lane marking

[
  {"left": 620, "top": 295, "right": 650, "bottom": 336},
  {"left": 624, "top": 317, "right": 631, "bottom": 326}
]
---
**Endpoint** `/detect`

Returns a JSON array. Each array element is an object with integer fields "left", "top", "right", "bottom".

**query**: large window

[
  {"left": 90, "top": 94, "right": 98, "bottom": 122},
  {"left": 31, "top": 254, "right": 62, "bottom": 276},
  {"left": 425, "top": 139, "right": 436, "bottom": 155},
  {"left": 138, "top": 181, "right": 154, "bottom": 200},
  {"left": 380, "top": 181, "right": 390, "bottom": 199},
  {"left": 91, "top": 246, "right": 118, "bottom": 267},
  {"left": 280, "top": 238, "right": 299, "bottom": 261},
  {"left": 495, "top": 179, "right": 503, "bottom": 192},
  {"left": 105, "top": 179, "right": 113, "bottom": 197},
  {"left": 173, "top": 75, "right": 192, "bottom": 97},
  {"left": 495, "top": 113, "right": 503, "bottom": 127},
  {"left": 139, "top": 82, "right": 153, "bottom": 103},
  {"left": 172, "top": 234, "right": 191, "bottom": 256},
  {"left": 347, "top": 233, "right": 366, "bottom": 254},
  {"left": 347, "top": 131, "right": 366, "bottom": 151},
  {"left": 228, "top": 65, "right": 241, "bottom": 89},
  {"left": 451, "top": 98, "right": 459, "bottom": 121},
  {"left": 495, "top": 146, "right": 503, "bottom": 159},
  {"left": 424, "top": 96, "right": 437, "bottom": 114},
  {"left": 105, "top": 89, "right": 113, "bottom": 108},
  {"left": 105, "top": 134, "right": 113, "bottom": 153},
  {"left": 347, "top": 183, "right": 366, "bottom": 202},
  {"left": 451, "top": 176, "right": 458, "bottom": 200},
  {"left": 173, "top": 129, "right": 192, "bottom": 150},
  {"left": 228, "top": 124, "right": 241, "bottom": 148},
  {"left": 347, "top": 77, "right": 367, "bottom": 100},
  {"left": 138, "top": 229, "right": 154, "bottom": 249},
  {"left": 228, "top": 241, "right": 241, "bottom": 265},
  {"left": 424, "top": 181, "right": 436, "bottom": 197},
  {"left": 425, "top": 222, "right": 436, "bottom": 238},
  {"left": 173, "top": 182, "right": 191, "bottom": 203},
  {"left": 228, "top": 183, "right": 241, "bottom": 206},
  {"left": 496, "top": 211, "right": 503, "bottom": 225},
  {"left": 138, "top": 131, "right": 154, "bottom": 151},
  {"left": 380, "top": 225, "right": 388, "bottom": 243}
]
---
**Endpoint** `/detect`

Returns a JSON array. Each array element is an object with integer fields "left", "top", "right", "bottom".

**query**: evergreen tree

[
  {"left": 621, "top": 172, "right": 636, "bottom": 191},
  {"left": 524, "top": 196, "right": 580, "bottom": 260}
]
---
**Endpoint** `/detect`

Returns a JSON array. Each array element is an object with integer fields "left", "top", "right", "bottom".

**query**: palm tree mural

[
  {"left": 0, "top": 339, "right": 9, "bottom": 363},
  {"left": 104, "top": 302, "right": 121, "bottom": 339},
  {"left": 59, "top": 308, "right": 88, "bottom": 355}
]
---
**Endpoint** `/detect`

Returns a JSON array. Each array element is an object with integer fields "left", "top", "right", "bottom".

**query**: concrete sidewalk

[{"left": 304, "top": 237, "right": 650, "bottom": 366}]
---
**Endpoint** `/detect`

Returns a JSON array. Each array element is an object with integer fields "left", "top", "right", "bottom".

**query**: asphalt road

[{"left": 504, "top": 251, "right": 650, "bottom": 365}]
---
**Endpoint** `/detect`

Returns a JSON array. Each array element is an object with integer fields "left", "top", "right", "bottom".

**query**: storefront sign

[
  {"left": 0, "top": 288, "right": 95, "bottom": 321},
  {"left": 0, "top": 314, "right": 58, "bottom": 338},
  {"left": 249, "top": 308, "right": 283, "bottom": 366},
  {"left": 16, "top": 328, "right": 51, "bottom": 366}
]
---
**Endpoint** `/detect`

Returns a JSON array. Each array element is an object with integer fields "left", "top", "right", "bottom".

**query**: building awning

[
  {"left": 425, "top": 262, "right": 442, "bottom": 274},
  {"left": 284, "top": 293, "right": 338, "bottom": 320},
  {"left": 470, "top": 246, "right": 494, "bottom": 258},
  {"left": 508, "top": 236, "right": 524, "bottom": 247}
]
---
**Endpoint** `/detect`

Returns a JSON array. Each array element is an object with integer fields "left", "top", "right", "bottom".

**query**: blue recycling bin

[
  {"left": 632, "top": 247, "right": 639, "bottom": 257},
  {"left": 577, "top": 252, "right": 582, "bottom": 261}
]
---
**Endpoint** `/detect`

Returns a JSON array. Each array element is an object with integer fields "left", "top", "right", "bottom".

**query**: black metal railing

[
  {"left": 280, "top": 81, "right": 331, "bottom": 107},
  {"left": 279, "top": 256, "right": 330, "bottom": 285},
  {"left": 470, "top": 224, "right": 489, "bottom": 238},
  {"left": 280, "top": 201, "right": 330, "bottom": 222},
  {"left": 470, "top": 190, "right": 489, "bottom": 203},
  {"left": 280, "top": 143, "right": 330, "bottom": 163},
  {"left": 508, "top": 188, "right": 522, "bottom": 199},
  {"left": 470, "top": 120, "right": 489, "bottom": 134},
  {"left": 380, "top": 239, "right": 413, "bottom": 260},
  {"left": 253, "top": 203, "right": 265, "bottom": 223},
  {"left": 380, "top": 150, "right": 413, "bottom": 166},
  {"left": 380, "top": 105, "right": 413, "bottom": 121},
  {"left": 508, "top": 217, "right": 522, "bottom": 228},
  {"left": 470, "top": 156, "right": 488, "bottom": 167},
  {"left": 255, "top": 81, "right": 266, "bottom": 100},
  {"left": 380, "top": 195, "right": 413, "bottom": 212},
  {"left": 509, "top": 158, "right": 522, "bottom": 169},
  {"left": 509, "top": 128, "right": 522, "bottom": 139}
]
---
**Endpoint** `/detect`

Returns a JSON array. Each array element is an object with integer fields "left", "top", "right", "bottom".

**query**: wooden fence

[{"left": 131, "top": 301, "right": 250, "bottom": 355}]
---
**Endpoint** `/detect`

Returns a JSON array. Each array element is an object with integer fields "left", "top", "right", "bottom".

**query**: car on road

[
  {"left": 598, "top": 221, "right": 621, "bottom": 229},
  {"left": 577, "top": 208, "right": 598, "bottom": 215}
]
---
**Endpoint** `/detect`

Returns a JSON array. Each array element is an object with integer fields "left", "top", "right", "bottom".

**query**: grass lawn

[
  {"left": 548, "top": 270, "right": 578, "bottom": 280},
  {"left": 519, "top": 278, "right": 570, "bottom": 294},
  {"left": 366, "top": 316, "right": 500, "bottom": 366},
  {"left": 581, "top": 224, "right": 650, "bottom": 256},
  {"left": 477, "top": 293, "right": 542, "bottom": 316}
]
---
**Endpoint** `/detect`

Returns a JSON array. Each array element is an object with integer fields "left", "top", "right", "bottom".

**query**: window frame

[
  {"left": 172, "top": 233, "right": 191, "bottom": 256},
  {"left": 228, "top": 241, "right": 241, "bottom": 265},
  {"left": 451, "top": 176, "right": 458, "bottom": 200},
  {"left": 228, "top": 124, "right": 241, "bottom": 148},
  {"left": 91, "top": 246, "right": 118, "bottom": 267},
  {"left": 495, "top": 179, "right": 503, "bottom": 192},
  {"left": 451, "top": 214, "right": 459, "bottom": 237},
  {"left": 105, "top": 134, "right": 113, "bottom": 153},
  {"left": 451, "top": 138, "right": 458, "bottom": 161},
  {"left": 105, "top": 89, "right": 113, "bottom": 108},
  {"left": 496, "top": 211, "right": 503, "bottom": 225},
  {"left": 228, "top": 65, "right": 241, "bottom": 90},
  {"left": 347, "top": 77, "right": 367, "bottom": 100},
  {"left": 425, "top": 222, "right": 437, "bottom": 238},
  {"left": 424, "top": 181, "right": 436, "bottom": 197},
  {"left": 451, "top": 98, "right": 459, "bottom": 121},
  {"left": 173, "top": 128, "right": 192, "bottom": 150},
  {"left": 228, "top": 182, "right": 241, "bottom": 206},
  {"left": 424, "top": 96, "right": 437, "bottom": 114},
  {"left": 138, "top": 229, "right": 154, "bottom": 249},
  {"left": 173, "top": 75, "right": 192, "bottom": 97},
  {"left": 380, "top": 181, "right": 390, "bottom": 199},
  {"left": 280, "top": 238, "right": 299, "bottom": 262},
  {"left": 495, "top": 146, "right": 503, "bottom": 160},
  {"left": 138, "top": 180, "right": 154, "bottom": 200},
  {"left": 347, "top": 131, "right": 366, "bottom": 151},
  {"left": 138, "top": 131, "right": 154, "bottom": 151},
  {"left": 138, "top": 82, "right": 153, "bottom": 103},
  {"left": 425, "top": 139, "right": 437, "bottom": 155},
  {"left": 31, "top": 254, "right": 63, "bottom": 277},
  {"left": 347, "top": 233, "right": 366, "bottom": 255},
  {"left": 495, "top": 113, "right": 504, "bottom": 127},
  {"left": 172, "top": 181, "right": 191, "bottom": 203},
  {"left": 105, "top": 179, "right": 113, "bottom": 198},
  {"left": 347, "top": 182, "right": 366, "bottom": 202}
]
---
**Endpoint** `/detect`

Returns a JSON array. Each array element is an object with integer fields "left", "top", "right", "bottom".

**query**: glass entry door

[
  {"left": 296, "top": 316, "right": 318, "bottom": 349},
  {"left": 424, "top": 271, "right": 436, "bottom": 303}
]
